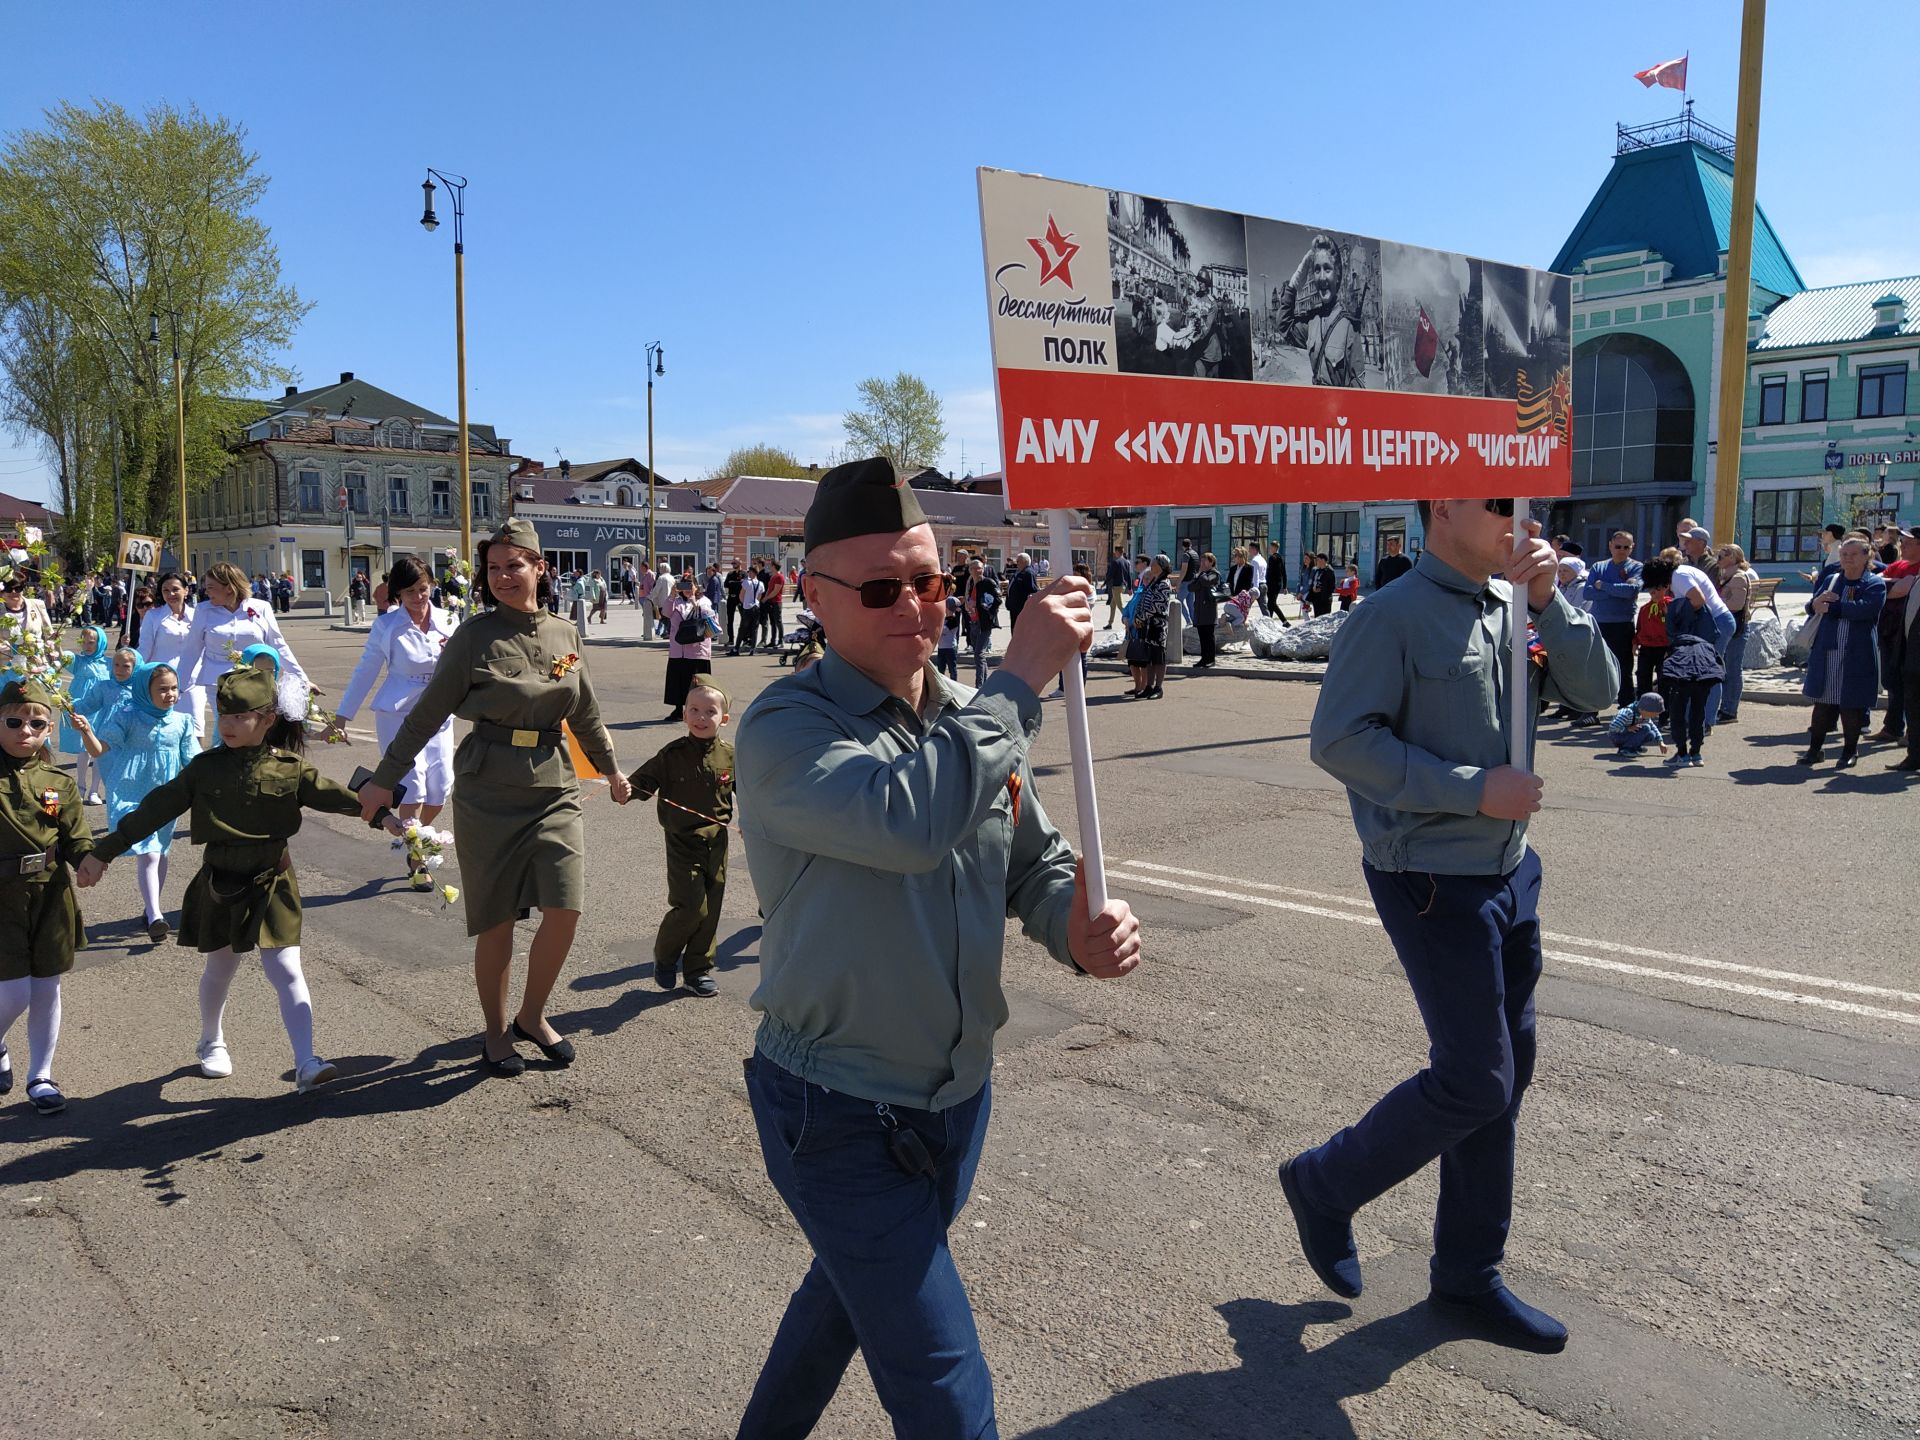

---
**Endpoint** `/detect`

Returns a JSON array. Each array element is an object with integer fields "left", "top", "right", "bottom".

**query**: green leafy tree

[
  {"left": 843, "top": 372, "right": 946, "bottom": 473},
  {"left": 702, "top": 443, "right": 810, "bottom": 482},
  {"left": 0, "top": 100, "right": 308, "bottom": 564}
]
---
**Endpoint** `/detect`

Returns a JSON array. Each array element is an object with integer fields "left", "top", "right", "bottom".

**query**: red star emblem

[{"left": 1026, "top": 214, "right": 1080, "bottom": 288}]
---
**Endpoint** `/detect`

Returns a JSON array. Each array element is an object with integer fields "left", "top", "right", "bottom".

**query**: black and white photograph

[
  {"left": 1379, "top": 240, "right": 1486, "bottom": 397},
  {"left": 1246, "top": 220, "right": 1385, "bottom": 389},
  {"left": 118, "top": 532, "right": 159, "bottom": 571},
  {"left": 1482, "top": 260, "right": 1570, "bottom": 409},
  {"left": 1107, "top": 190, "right": 1253, "bottom": 381}
]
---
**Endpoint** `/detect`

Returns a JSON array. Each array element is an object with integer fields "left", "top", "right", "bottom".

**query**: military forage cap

[
  {"left": 0, "top": 677, "right": 57, "bottom": 710},
  {"left": 488, "top": 517, "right": 544, "bottom": 556},
  {"left": 803, "top": 456, "right": 928, "bottom": 551},
  {"left": 216, "top": 663, "right": 278, "bottom": 715}
]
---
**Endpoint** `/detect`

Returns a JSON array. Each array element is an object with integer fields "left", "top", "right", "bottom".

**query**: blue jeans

[
  {"left": 966, "top": 624, "right": 992, "bottom": 689},
  {"left": 1291, "top": 850, "right": 1543, "bottom": 1294},
  {"left": 936, "top": 645, "right": 959, "bottom": 679},
  {"left": 738, "top": 1056, "right": 997, "bottom": 1440},
  {"left": 1720, "top": 624, "right": 1748, "bottom": 719}
]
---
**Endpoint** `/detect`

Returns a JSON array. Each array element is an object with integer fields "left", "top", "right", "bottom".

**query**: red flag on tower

[{"left": 1634, "top": 54, "right": 1688, "bottom": 91}]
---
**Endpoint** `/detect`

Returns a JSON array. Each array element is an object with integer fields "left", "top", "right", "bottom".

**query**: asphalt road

[{"left": 4, "top": 616, "right": 1915, "bottom": 1440}]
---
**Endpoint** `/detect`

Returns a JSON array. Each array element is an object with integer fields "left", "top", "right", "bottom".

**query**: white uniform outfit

[
  {"left": 180, "top": 599, "right": 309, "bottom": 745},
  {"left": 139, "top": 603, "right": 202, "bottom": 734},
  {"left": 333, "top": 604, "right": 458, "bottom": 806}
]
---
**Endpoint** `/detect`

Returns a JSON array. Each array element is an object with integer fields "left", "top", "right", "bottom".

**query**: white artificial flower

[{"left": 425, "top": 854, "right": 444, "bottom": 870}]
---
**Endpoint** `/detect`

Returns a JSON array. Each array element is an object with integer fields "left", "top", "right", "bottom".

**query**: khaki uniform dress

[
  {"left": 630, "top": 735, "right": 733, "bottom": 976},
  {"left": 94, "top": 745, "right": 364, "bottom": 953},
  {"left": 0, "top": 752, "right": 94, "bottom": 979},
  {"left": 371, "top": 606, "right": 618, "bottom": 936}
]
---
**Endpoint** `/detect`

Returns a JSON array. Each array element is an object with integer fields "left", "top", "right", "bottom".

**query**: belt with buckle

[
  {"left": 0, "top": 847, "right": 57, "bottom": 879},
  {"left": 474, "top": 720, "right": 563, "bottom": 749}
]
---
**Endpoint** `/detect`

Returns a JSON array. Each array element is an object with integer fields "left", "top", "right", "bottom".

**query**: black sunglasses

[
  {"left": 1483, "top": 498, "right": 1516, "bottom": 517},
  {"left": 809, "top": 569, "right": 953, "bottom": 609},
  {"left": 3, "top": 716, "right": 50, "bottom": 732}
]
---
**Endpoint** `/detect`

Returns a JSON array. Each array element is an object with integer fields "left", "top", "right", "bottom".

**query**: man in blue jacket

[{"left": 1584, "top": 530, "right": 1643, "bottom": 710}]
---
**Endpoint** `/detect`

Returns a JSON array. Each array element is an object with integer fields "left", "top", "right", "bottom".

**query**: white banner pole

[
  {"left": 1510, "top": 498, "right": 1531, "bottom": 771},
  {"left": 1048, "top": 508, "right": 1108, "bottom": 913}
]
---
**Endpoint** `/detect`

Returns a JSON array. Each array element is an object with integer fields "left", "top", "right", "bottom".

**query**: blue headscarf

[
  {"left": 239, "top": 642, "right": 280, "bottom": 674},
  {"left": 71, "top": 624, "right": 112, "bottom": 676},
  {"left": 103, "top": 645, "right": 143, "bottom": 701},
  {"left": 126, "top": 659, "right": 176, "bottom": 721}
]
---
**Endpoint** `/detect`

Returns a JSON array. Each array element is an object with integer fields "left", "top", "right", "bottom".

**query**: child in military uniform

[
  {"left": 628, "top": 676, "right": 733, "bottom": 998},
  {"left": 0, "top": 678, "right": 96, "bottom": 1115},
  {"left": 78, "top": 659, "right": 401, "bottom": 1092}
]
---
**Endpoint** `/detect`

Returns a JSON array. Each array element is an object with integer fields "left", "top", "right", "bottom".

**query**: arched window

[
  {"left": 1572, "top": 334, "right": 1694, "bottom": 488},
  {"left": 616, "top": 485, "right": 634, "bottom": 506}
]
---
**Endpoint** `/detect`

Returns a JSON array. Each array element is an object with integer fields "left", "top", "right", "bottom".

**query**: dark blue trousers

[
  {"left": 1292, "top": 849, "right": 1544, "bottom": 1294},
  {"left": 737, "top": 1055, "right": 996, "bottom": 1440}
]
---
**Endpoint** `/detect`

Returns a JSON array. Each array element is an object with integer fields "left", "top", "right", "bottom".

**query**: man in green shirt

[{"left": 733, "top": 456, "right": 1141, "bottom": 1439}]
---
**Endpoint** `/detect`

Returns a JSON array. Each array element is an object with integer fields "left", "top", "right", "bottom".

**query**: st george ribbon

[{"left": 979, "top": 168, "right": 1576, "bottom": 904}]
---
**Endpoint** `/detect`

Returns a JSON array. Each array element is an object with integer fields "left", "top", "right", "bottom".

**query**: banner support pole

[
  {"left": 1048, "top": 508, "right": 1107, "bottom": 913},
  {"left": 1511, "top": 498, "right": 1531, "bottom": 771}
]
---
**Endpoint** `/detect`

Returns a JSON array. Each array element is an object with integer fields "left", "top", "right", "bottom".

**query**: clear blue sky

[{"left": 3, "top": 0, "right": 1916, "bottom": 509}]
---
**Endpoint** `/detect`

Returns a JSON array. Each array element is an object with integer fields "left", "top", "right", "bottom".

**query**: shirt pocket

[{"left": 1411, "top": 650, "right": 1491, "bottom": 733}]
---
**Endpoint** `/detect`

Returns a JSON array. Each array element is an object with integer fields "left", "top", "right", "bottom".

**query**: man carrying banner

[
  {"left": 733, "top": 456, "right": 1142, "bottom": 1439},
  {"left": 1281, "top": 497, "right": 1616, "bottom": 1354}
]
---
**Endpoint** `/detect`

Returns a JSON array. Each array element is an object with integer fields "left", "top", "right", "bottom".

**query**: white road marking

[
  {"left": 1114, "top": 859, "right": 1920, "bottom": 1005},
  {"left": 1111, "top": 866, "right": 1920, "bottom": 1029}
]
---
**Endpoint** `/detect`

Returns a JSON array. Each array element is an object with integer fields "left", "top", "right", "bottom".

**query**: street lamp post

[
  {"left": 645, "top": 341, "right": 665, "bottom": 570},
  {"left": 420, "top": 169, "right": 472, "bottom": 565},
  {"left": 148, "top": 309, "right": 187, "bottom": 570}
]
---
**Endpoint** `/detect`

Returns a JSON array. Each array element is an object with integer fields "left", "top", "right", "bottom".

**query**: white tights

[
  {"left": 74, "top": 751, "right": 97, "bottom": 798},
  {"left": 197, "top": 946, "right": 315, "bottom": 1068},
  {"left": 0, "top": 975, "right": 62, "bottom": 1084},
  {"left": 134, "top": 853, "right": 170, "bottom": 924}
]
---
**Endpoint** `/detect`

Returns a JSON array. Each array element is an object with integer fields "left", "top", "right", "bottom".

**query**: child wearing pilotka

[{"left": 0, "top": 678, "right": 95, "bottom": 1115}]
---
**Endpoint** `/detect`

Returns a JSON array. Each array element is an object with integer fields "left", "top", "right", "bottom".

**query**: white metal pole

[
  {"left": 1048, "top": 509, "right": 1107, "bottom": 912},
  {"left": 1510, "top": 498, "right": 1531, "bottom": 770}
]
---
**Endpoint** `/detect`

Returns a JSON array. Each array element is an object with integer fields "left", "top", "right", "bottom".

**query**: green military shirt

[
  {"left": 94, "top": 744, "right": 363, "bottom": 863},
  {"left": 371, "top": 606, "right": 618, "bottom": 791},
  {"left": 735, "top": 647, "right": 1078, "bottom": 1111},
  {"left": 631, "top": 736, "right": 734, "bottom": 837},
  {"left": 0, "top": 749, "right": 94, "bottom": 979}
]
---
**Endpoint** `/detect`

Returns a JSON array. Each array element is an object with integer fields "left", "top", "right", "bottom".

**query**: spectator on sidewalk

[
  {"left": 1103, "top": 546, "right": 1131, "bottom": 628},
  {"left": 1799, "top": 537, "right": 1886, "bottom": 769},
  {"left": 1584, "top": 531, "right": 1643, "bottom": 711},
  {"left": 1372, "top": 534, "right": 1413, "bottom": 590},
  {"left": 1871, "top": 526, "right": 1918, "bottom": 744},
  {"left": 1715, "top": 545, "right": 1758, "bottom": 724},
  {"left": 1191, "top": 552, "right": 1221, "bottom": 668}
]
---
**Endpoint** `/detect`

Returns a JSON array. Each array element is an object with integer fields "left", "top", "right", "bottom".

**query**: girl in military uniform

[
  {"left": 0, "top": 678, "right": 96, "bottom": 1115},
  {"left": 78, "top": 661, "right": 396, "bottom": 1093},
  {"left": 356, "top": 518, "right": 631, "bottom": 1077}
]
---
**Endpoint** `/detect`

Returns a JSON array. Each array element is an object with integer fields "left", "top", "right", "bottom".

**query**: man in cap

[{"left": 733, "top": 456, "right": 1142, "bottom": 1438}]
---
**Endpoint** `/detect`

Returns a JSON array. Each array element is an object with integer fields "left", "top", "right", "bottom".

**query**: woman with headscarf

[
  {"left": 356, "top": 519, "right": 631, "bottom": 1075},
  {"left": 1128, "top": 554, "right": 1173, "bottom": 699},
  {"left": 60, "top": 624, "right": 114, "bottom": 802},
  {"left": 1799, "top": 537, "right": 1887, "bottom": 769},
  {"left": 329, "top": 556, "right": 459, "bottom": 887}
]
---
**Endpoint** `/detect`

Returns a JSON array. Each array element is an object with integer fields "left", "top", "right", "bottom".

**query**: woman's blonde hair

[{"left": 203, "top": 561, "right": 251, "bottom": 605}]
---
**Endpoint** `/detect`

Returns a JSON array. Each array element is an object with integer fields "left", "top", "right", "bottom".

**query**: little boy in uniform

[
  {"left": 0, "top": 678, "right": 96, "bottom": 1114},
  {"left": 629, "top": 676, "right": 734, "bottom": 998},
  {"left": 1607, "top": 692, "right": 1667, "bottom": 757}
]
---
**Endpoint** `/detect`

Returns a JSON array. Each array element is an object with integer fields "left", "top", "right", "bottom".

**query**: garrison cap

[
  {"left": 803, "top": 457, "right": 928, "bottom": 551},
  {"left": 685, "top": 674, "right": 730, "bottom": 709},
  {"left": 487, "top": 517, "right": 544, "bottom": 556},
  {"left": 216, "top": 663, "right": 278, "bottom": 715},
  {"left": 0, "top": 677, "right": 57, "bottom": 710}
]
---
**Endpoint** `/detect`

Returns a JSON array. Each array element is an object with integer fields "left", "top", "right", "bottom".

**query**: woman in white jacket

[
  {"left": 137, "top": 570, "right": 202, "bottom": 733},
  {"left": 328, "top": 556, "right": 457, "bottom": 884},
  {"left": 180, "top": 561, "right": 311, "bottom": 745}
]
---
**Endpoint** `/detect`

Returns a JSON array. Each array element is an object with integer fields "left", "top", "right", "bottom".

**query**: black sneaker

[
  {"left": 687, "top": 974, "right": 718, "bottom": 998},
  {"left": 655, "top": 958, "right": 679, "bottom": 991}
]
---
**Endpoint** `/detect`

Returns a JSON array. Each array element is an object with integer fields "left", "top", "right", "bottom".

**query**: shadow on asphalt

[
  {"left": 1021, "top": 1297, "right": 1462, "bottom": 1439},
  {"left": 0, "top": 1039, "right": 490, "bottom": 1194},
  {"left": 553, "top": 926, "right": 761, "bottom": 1037}
]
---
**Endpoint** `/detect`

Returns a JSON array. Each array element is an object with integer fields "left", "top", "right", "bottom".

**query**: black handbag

[{"left": 673, "top": 607, "right": 703, "bottom": 645}]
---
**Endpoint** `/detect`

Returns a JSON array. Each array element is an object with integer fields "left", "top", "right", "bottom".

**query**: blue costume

[
  {"left": 59, "top": 626, "right": 112, "bottom": 755},
  {"left": 96, "top": 660, "right": 200, "bottom": 856}
]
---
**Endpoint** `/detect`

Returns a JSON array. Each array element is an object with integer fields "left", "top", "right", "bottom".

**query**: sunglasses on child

[
  {"left": 808, "top": 569, "right": 953, "bottom": 609},
  {"left": 3, "top": 716, "right": 50, "bottom": 732}
]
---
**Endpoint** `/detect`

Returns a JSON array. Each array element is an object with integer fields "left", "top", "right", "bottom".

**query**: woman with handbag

[
  {"left": 1128, "top": 554, "right": 1173, "bottom": 699},
  {"left": 1799, "top": 537, "right": 1887, "bottom": 769},
  {"left": 663, "top": 574, "right": 717, "bottom": 722}
]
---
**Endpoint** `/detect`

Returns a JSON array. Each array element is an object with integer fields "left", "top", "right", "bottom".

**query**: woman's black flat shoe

[
  {"left": 511, "top": 1018, "right": 576, "bottom": 1066},
  {"left": 481, "top": 1037, "right": 527, "bottom": 1077}
]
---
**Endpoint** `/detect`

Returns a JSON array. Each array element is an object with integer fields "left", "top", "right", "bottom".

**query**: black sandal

[
  {"left": 480, "top": 1035, "right": 527, "bottom": 1077},
  {"left": 26, "top": 1080, "right": 65, "bottom": 1115},
  {"left": 510, "top": 1018, "right": 576, "bottom": 1066}
]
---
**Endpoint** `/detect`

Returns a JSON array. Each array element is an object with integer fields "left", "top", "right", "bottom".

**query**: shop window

[{"left": 1749, "top": 487, "right": 1823, "bottom": 564}]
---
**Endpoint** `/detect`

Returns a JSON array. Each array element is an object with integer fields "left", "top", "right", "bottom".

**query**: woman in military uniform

[
  {"left": 356, "top": 518, "right": 631, "bottom": 1076},
  {"left": 79, "top": 662, "right": 390, "bottom": 1093}
]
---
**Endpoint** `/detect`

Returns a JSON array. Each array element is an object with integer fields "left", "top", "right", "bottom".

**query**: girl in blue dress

[
  {"left": 91, "top": 660, "right": 199, "bottom": 942},
  {"left": 61, "top": 625, "right": 112, "bottom": 802}
]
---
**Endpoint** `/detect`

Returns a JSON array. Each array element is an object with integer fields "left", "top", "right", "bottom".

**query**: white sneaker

[
  {"left": 294, "top": 1057, "right": 338, "bottom": 1093},
  {"left": 197, "top": 1042, "right": 233, "bottom": 1079}
]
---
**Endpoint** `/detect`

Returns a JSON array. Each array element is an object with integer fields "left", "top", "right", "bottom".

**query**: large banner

[{"left": 979, "top": 168, "right": 1574, "bottom": 510}]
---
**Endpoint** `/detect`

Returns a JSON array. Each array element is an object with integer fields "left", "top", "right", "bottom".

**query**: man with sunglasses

[
  {"left": 732, "top": 456, "right": 1142, "bottom": 1438},
  {"left": 1286, "top": 495, "right": 1616, "bottom": 1356},
  {"left": 1584, "top": 530, "right": 1644, "bottom": 710}
]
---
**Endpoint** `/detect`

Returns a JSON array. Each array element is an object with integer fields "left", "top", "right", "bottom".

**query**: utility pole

[{"left": 1712, "top": 0, "right": 1767, "bottom": 539}]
